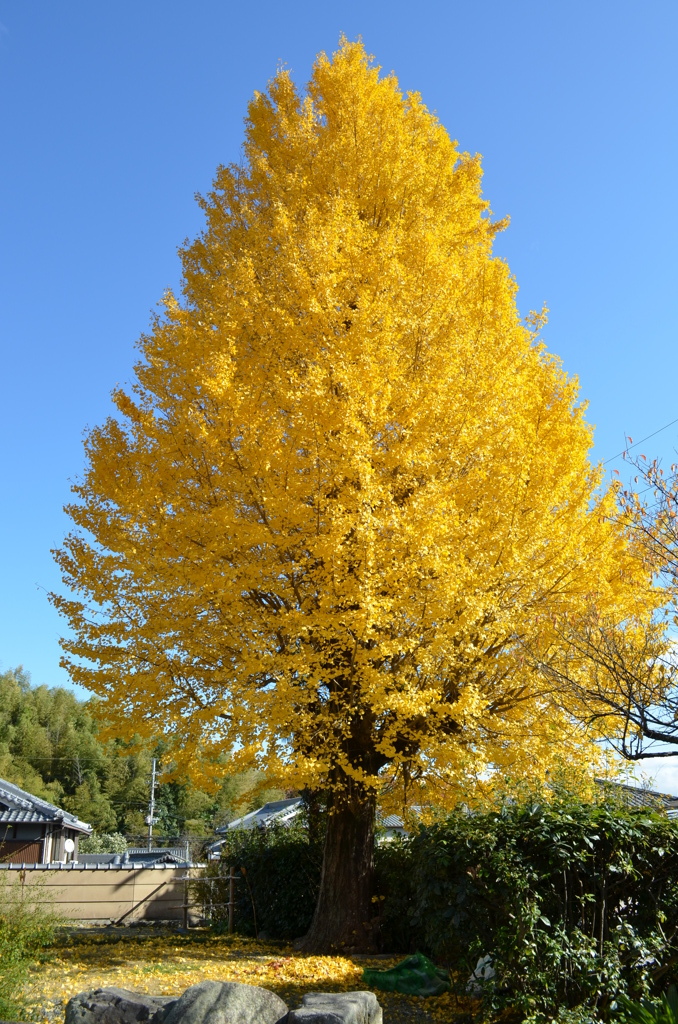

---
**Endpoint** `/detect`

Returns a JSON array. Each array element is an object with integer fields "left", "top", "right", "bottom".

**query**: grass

[
  {"left": 0, "top": 875, "right": 63, "bottom": 1021},
  {"left": 20, "top": 928, "right": 472, "bottom": 1024}
]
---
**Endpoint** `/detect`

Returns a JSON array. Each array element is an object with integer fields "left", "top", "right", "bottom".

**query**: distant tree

[
  {"left": 53, "top": 40, "right": 660, "bottom": 951},
  {"left": 0, "top": 668, "right": 252, "bottom": 833},
  {"left": 64, "top": 776, "right": 118, "bottom": 831},
  {"left": 0, "top": 667, "right": 100, "bottom": 805},
  {"left": 79, "top": 831, "right": 128, "bottom": 854}
]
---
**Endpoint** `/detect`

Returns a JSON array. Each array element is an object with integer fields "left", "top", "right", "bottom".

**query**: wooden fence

[{"left": 0, "top": 863, "right": 204, "bottom": 925}]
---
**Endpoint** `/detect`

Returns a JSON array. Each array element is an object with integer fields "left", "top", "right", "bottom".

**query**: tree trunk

[{"left": 299, "top": 788, "right": 377, "bottom": 953}]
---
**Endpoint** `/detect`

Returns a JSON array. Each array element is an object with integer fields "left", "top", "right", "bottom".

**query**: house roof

[
  {"left": 596, "top": 779, "right": 678, "bottom": 815},
  {"left": 78, "top": 848, "right": 192, "bottom": 867},
  {"left": 214, "top": 798, "right": 303, "bottom": 834},
  {"left": 125, "top": 847, "right": 193, "bottom": 867},
  {"left": 380, "top": 814, "right": 406, "bottom": 829},
  {"left": 0, "top": 778, "right": 92, "bottom": 834},
  {"left": 207, "top": 800, "right": 409, "bottom": 858}
]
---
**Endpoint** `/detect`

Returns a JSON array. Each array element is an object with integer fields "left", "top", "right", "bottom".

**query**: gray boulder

[
  {"left": 287, "top": 992, "right": 382, "bottom": 1024},
  {"left": 65, "top": 988, "right": 177, "bottom": 1024},
  {"left": 162, "top": 981, "right": 288, "bottom": 1024}
]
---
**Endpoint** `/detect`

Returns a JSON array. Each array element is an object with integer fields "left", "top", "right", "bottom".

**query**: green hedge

[
  {"left": 403, "top": 801, "right": 678, "bottom": 1018},
  {"left": 202, "top": 798, "right": 678, "bottom": 1019},
  {"left": 197, "top": 821, "right": 323, "bottom": 940}
]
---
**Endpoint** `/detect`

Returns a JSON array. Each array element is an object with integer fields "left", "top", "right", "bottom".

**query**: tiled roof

[
  {"left": 0, "top": 809, "right": 52, "bottom": 824},
  {"left": 380, "top": 814, "right": 406, "bottom": 829},
  {"left": 78, "top": 848, "right": 192, "bottom": 867},
  {"left": 0, "top": 778, "right": 91, "bottom": 833},
  {"left": 215, "top": 798, "right": 303, "bottom": 834},
  {"left": 596, "top": 779, "right": 678, "bottom": 811},
  {"left": 0, "top": 861, "right": 198, "bottom": 871}
]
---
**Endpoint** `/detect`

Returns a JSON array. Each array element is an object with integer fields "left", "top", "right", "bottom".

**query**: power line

[
  {"left": 0, "top": 756, "right": 160, "bottom": 762},
  {"left": 603, "top": 417, "right": 678, "bottom": 466},
  {"left": 0, "top": 757, "right": 119, "bottom": 761}
]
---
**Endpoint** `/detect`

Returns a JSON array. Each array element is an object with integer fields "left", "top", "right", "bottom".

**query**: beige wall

[{"left": 0, "top": 866, "right": 202, "bottom": 924}]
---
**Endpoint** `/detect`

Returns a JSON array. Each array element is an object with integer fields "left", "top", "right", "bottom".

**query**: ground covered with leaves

[{"left": 21, "top": 928, "right": 468, "bottom": 1024}]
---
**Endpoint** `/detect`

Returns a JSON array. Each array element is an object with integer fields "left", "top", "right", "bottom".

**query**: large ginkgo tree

[{"left": 53, "top": 39, "right": 659, "bottom": 951}]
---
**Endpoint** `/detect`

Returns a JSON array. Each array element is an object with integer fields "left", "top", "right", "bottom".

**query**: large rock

[
  {"left": 65, "top": 988, "right": 177, "bottom": 1024},
  {"left": 162, "top": 981, "right": 288, "bottom": 1024},
  {"left": 287, "top": 992, "right": 382, "bottom": 1024}
]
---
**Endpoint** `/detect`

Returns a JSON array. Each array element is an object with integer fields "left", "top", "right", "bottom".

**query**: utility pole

[{"left": 146, "top": 758, "right": 157, "bottom": 851}]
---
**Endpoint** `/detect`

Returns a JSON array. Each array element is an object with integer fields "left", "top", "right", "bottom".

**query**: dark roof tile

[{"left": 0, "top": 778, "right": 91, "bottom": 832}]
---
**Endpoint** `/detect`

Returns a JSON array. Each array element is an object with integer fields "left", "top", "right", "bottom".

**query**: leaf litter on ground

[{"left": 20, "top": 930, "right": 471, "bottom": 1024}]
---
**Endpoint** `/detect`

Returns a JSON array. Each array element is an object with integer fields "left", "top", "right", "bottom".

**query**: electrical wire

[{"left": 603, "top": 416, "right": 678, "bottom": 466}]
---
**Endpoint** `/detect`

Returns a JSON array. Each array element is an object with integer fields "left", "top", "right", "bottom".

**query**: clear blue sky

[{"left": 1, "top": 2, "right": 677, "bottom": 783}]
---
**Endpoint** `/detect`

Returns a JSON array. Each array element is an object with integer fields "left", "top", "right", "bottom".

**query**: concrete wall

[{"left": 0, "top": 864, "right": 203, "bottom": 924}]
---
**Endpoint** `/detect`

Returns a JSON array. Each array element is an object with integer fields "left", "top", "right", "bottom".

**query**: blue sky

[{"left": 1, "top": 1, "right": 677, "bottom": 785}]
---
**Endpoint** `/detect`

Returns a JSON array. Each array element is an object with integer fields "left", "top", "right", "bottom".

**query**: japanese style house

[{"left": 0, "top": 777, "right": 91, "bottom": 864}]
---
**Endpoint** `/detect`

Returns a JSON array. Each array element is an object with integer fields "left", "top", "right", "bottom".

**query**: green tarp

[{"left": 362, "top": 952, "right": 450, "bottom": 997}]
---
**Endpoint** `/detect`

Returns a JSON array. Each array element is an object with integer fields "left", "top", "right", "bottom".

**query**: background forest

[{"left": 0, "top": 667, "right": 282, "bottom": 846}]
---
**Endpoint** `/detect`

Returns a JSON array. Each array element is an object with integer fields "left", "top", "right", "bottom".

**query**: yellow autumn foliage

[
  {"left": 23, "top": 935, "right": 460, "bottom": 1024},
  {"left": 54, "top": 39, "right": 657, "bottom": 807}
]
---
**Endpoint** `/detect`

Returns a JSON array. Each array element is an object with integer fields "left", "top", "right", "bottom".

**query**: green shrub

[
  {"left": 373, "top": 835, "right": 422, "bottom": 953},
  {"left": 617, "top": 986, "right": 678, "bottom": 1024},
  {"left": 79, "top": 832, "right": 128, "bottom": 854},
  {"left": 197, "top": 820, "right": 417, "bottom": 945},
  {"left": 406, "top": 799, "right": 678, "bottom": 1019},
  {"left": 196, "top": 820, "right": 323, "bottom": 939},
  {"left": 193, "top": 796, "right": 678, "bottom": 1021},
  {"left": 0, "top": 874, "right": 62, "bottom": 1019}
]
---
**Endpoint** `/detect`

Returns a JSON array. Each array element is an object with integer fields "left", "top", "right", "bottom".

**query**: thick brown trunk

[{"left": 298, "top": 788, "right": 377, "bottom": 953}]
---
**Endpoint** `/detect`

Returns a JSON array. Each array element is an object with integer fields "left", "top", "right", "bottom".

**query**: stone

[
  {"left": 162, "top": 981, "right": 288, "bottom": 1024},
  {"left": 65, "top": 988, "right": 177, "bottom": 1024},
  {"left": 287, "top": 992, "right": 382, "bottom": 1024}
]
